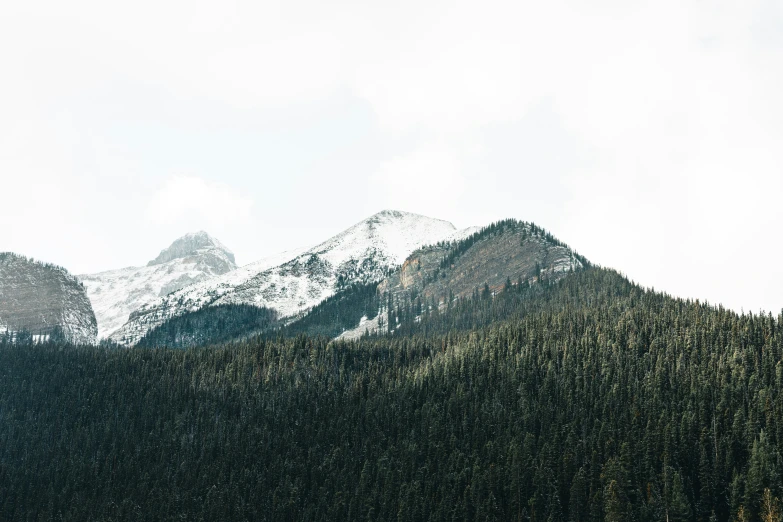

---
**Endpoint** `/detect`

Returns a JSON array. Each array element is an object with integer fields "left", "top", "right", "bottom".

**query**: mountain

[
  {"left": 146, "top": 231, "right": 235, "bottom": 268},
  {"left": 78, "top": 231, "right": 237, "bottom": 339},
  {"left": 11, "top": 215, "right": 783, "bottom": 521},
  {"left": 136, "top": 219, "right": 587, "bottom": 347},
  {"left": 332, "top": 219, "right": 587, "bottom": 340},
  {"left": 0, "top": 253, "right": 97, "bottom": 344},
  {"left": 111, "top": 210, "right": 466, "bottom": 345},
  {"left": 7, "top": 266, "right": 782, "bottom": 521},
  {"left": 380, "top": 219, "right": 586, "bottom": 306}
]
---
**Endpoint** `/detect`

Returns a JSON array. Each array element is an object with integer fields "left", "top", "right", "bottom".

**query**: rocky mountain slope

[
  {"left": 79, "top": 231, "right": 237, "bottom": 339},
  {"left": 0, "top": 253, "right": 97, "bottom": 344},
  {"left": 111, "top": 210, "right": 468, "bottom": 345},
  {"left": 380, "top": 219, "right": 586, "bottom": 305},
  {"left": 336, "top": 220, "right": 588, "bottom": 339}
]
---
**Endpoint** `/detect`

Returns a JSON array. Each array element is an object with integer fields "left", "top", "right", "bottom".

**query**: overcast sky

[{"left": 2, "top": 0, "right": 782, "bottom": 313}]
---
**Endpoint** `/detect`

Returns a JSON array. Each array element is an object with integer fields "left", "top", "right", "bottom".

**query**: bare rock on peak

[{"left": 147, "top": 231, "right": 236, "bottom": 268}]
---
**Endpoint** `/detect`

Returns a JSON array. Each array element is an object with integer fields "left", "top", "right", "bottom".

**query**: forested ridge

[
  {"left": 1, "top": 268, "right": 782, "bottom": 521},
  {"left": 434, "top": 219, "right": 590, "bottom": 273}
]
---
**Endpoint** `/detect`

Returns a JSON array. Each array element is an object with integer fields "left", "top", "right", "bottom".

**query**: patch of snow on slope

[
  {"left": 335, "top": 314, "right": 384, "bottom": 341},
  {"left": 443, "top": 226, "right": 482, "bottom": 244},
  {"left": 149, "top": 246, "right": 310, "bottom": 312},
  {"left": 81, "top": 260, "right": 219, "bottom": 339}
]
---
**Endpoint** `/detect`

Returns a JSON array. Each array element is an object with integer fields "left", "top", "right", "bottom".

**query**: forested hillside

[
  {"left": 136, "top": 304, "right": 278, "bottom": 349},
  {"left": 276, "top": 282, "right": 382, "bottom": 339},
  {"left": 135, "top": 283, "right": 382, "bottom": 349},
  {"left": 386, "top": 267, "right": 619, "bottom": 338},
  {"left": 1, "top": 267, "right": 782, "bottom": 521}
]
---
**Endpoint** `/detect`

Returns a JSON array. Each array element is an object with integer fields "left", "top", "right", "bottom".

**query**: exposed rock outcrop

[
  {"left": 379, "top": 220, "right": 587, "bottom": 306},
  {"left": 147, "top": 231, "right": 235, "bottom": 269},
  {"left": 0, "top": 253, "right": 97, "bottom": 344}
]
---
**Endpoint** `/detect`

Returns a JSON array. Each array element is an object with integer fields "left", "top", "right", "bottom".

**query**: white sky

[{"left": 2, "top": 0, "right": 782, "bottom": 314}]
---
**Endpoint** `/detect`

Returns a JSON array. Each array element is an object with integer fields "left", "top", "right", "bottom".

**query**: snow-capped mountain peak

[
  {"left": 305, "top": 209, "right": 456, "bottom": 267},
  {"left": 79, "top": 232, "right": 238, "bottom": 340},
  {"left": 148, "top": 231, "right": 235, "bottom": 267},
  {"left": 110, "top": 210, "right": 460, "bottom": 345}
]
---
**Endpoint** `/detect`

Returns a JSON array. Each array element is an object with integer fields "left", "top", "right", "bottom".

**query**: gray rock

[
  {"left": 0, "top": 253, "right": 97, "bottom": 344},
  {"left": 380, "top": 221, "right": 585, "bottom": 307},
  {"left": 147, "top": 231, "right": 235, "bottom": 267}
]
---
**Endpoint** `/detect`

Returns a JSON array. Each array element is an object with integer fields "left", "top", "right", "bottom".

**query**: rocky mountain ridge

[
  {"left": 0, "top": 253, "right": 97, "bottom": 344},
  {"left": 380, "top": 219, "right": 585, "bottom": 305},
  {"left": 338, "top": 220, "right": 588, "bottom": 339},
  {"left": 2, "top": 213, "right": 586, "bottom": 347}
]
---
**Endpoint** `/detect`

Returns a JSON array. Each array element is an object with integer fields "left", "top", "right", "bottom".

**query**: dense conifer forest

[
  {"left": 137, "top": 304, "right": 279, "bottom": 349},
  {"left": 136, "top": 283, "right": 382, "bottom": 349},
  {"left": 276, "top": 282, "right": 381, "bottom": 339},
  {"left": 1, "top": 267, "right": 782, "bottom": 521}
]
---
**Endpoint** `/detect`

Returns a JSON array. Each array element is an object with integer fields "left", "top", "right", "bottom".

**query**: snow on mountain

[
  {"left": 111, "top": 210, "right": 460, "bottom": 345},
  {"left": 443, "top": 226, "right": 482, "bottom": 243},
  {"left": 147, "top": 231, "right": 235, "bottom": 268},
  {"left": 79, "top": 231, "right": 237, "bottom": 340}
]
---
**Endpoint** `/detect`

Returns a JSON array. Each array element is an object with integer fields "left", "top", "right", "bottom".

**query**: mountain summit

[
  {"left": 147, "top": 231, "right": 235, "bottom": 268},
  {"left": 79, "top": 232, "right": 237, "bottom": 339}
]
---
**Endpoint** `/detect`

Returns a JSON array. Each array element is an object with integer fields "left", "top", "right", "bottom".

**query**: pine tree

[{"left": 669, "top": 472, "right": 692, "bottom": 521}]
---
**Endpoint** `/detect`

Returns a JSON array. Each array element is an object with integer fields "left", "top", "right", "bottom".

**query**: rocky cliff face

[
  {"left": 0, "top": 253, "right": 97, "bottom": 344},
  {"left": 379, "top": 220, "right": 587, "bottom": 307},
  {"left": 111, "top": 210, "right": 461, "bottom": 345},
  {"left": 79, "top": 231, "right": 237, "bottom": 339}
]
